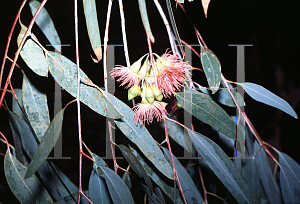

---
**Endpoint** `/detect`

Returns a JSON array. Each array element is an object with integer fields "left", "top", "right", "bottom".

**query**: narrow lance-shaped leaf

[
  {"left": 138, "top": 0, "right": 155, "bottom": 43},
  {"left": 253, "top": 141, "right": 282, "bottom": 204},
  {"left": 130, "top": 147, "right": 183, "bottom": 204},
  {"left": 161, "top": 147, "right": 204, "bottom": 204},
  {"left": 4, "top": 151, "right": 53, "bottom": 204},
  {"left": 98, "top": 166, "right": 135, "bottom": 204},
  {"left": 200, "top": 47, "right": 221, "bottom": 94},
  {"left": 89, "top": 153, "right": 112, "bottom": 204},
  {"left": 29, "top": 0, "right": 61, "bottom": 52},
  {"left": 106, "top": 91, "right": 173, "bottom": 180},
  {"left": 118, "top": 144, "right": 154, "bottom": 194},
  {"left": 278, "top": 152, "right": 300, "bottom": 204},
  {"left": 23, "top": 73, "right": 50, "bottom": 140},
  {"left": 82, "top": 0, "right": 102, "bottom": 62},
  {"left": 188, "top": 129, "right": 259, "bottom": 204},
  {"left": 201, "top": 0, "right": 211, "bottom": 18},
  {"left": 17, "top": 24, "right": 48, "bottom": 77},
  {"left": 11, "top": 88, "right": 24, "bottom": 120},
  {"left": 240, "top": 82, "right": 298, "bottom": 118},
  {"left": 47, "top": 51, "right": 121, "bottom": 119},
  {"left": 176, "top": 92, "right": 243, "bottom": 141},
  {"left": 25, "top": 107, "right": 65, "bottom": 179},
  {"left": 217, "top": 86, "right": 245, "bottom": 107}
]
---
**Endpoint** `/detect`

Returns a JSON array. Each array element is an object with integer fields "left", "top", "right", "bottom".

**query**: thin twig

[
  {"left": 103, "top": 0, "right": 113, "bottom": 92},
  {"left": 108, "top": 121, "right": 118, "bottom": 173},
  {"left": 0, "top": 0, "right": 48, "bottom": 108}
]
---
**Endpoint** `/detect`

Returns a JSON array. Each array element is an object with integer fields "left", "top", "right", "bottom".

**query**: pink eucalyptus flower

[
  {"left": 111, "top": 66, "right": 141, "bottom": 88},
  {"left": 133, "top": 101, "right": 167, "bottom": 125}
]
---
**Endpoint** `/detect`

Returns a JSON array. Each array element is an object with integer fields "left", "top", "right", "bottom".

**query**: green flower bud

[
  {"left": 128, "top": 84, "right": 141, "bottom": 100},
  {"left": 176, "top": 101, "right": 182, "bottom": 109},
  {"left": 129, "top": 58, "right": 143, "bottom": 73},
  {"left": 152, "top": 86, "right": 163, "bottom": 101},
  {"left": 145, "top": 87, "right": 155, "bottom": 104}
]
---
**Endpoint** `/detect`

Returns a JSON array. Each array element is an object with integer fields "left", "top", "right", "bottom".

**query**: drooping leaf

[
  {"left": 130, "top": 147, "right": 183, "bottom": 204},
  {"left": 115, "top": 121, "right": 174, "bottom": 180},
  {"left": 278, "top": 152, "right": 300, "bottom": 203},
  {"left": 240, "top": 82, "right": 298, "bottom": 119},
  {"left": 160, "top": 117, "right": 190, "bottom": 152},
  {"left": 161, "top": 147, "right": 204, "bottom": 203},
  {"left": 200, "top": 47, "right": 221, "bottom": 94},
  {"left": 138, "top": 0, "right": 155, "bottom": 43},
  {"left": 11, "top": 88, "right": 24, "bottom": 120},
  {"left": 98, "top": 166, "right": 135, "bottom": 204},
  {"left": 140, "top": 184, "right": 165, "bottom": 204},
  {"left": 122, "top": 171, "right": 132, "bottom": 191},
  {"left": 25, "top": 107, "right": 65, "bottom": 179},
  {"left": 201, "top": 0, "right": 211, "bottom": 18},
  {"left": 118, "top": 145, "right": 154, "bottom": 194},
  {"left": 82, "top": 0, "right": 102, "bottom": 62},
  {"left": 8, "top": 110, "right": 78, "bottom": 200},
  {"left": 188, "top": 129, "right": 259, "bottom": 204},
  {"left": 108, "top": 92, "right": 173, "bottom": 180},
  {"left": 29, "top": 0, "right": 61, "bottom": 52},
  {"left": 22, "top": 73, "right": 50, "bottom": 140},
  {"left": 217, "top": 86, "right": 245, "bottom": 107},
  {"left": 253, "top": 141, "right": 282, "bottom": 204},
  {"left": 4, "top": 151, "right": 53, "bottom": 204},
  {"left": 17, "top": 24, "right": 48, "bottom": 77},
  {"left": 176, "top": 92, "right": 243, "bottom": 141},
  {"left": 47, "top": 51, "right": 121, "bottom": 119},
  {"left": 89, "top": 154, "right": 112, "bottom": 204}
]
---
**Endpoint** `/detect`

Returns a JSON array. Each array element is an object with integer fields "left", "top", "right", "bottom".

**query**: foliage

[{"left": 0, "top": 0, "right": 299, "bottom": 204}]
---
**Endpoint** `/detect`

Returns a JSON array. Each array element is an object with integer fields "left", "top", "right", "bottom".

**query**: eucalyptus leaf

[
  {"left": 17, "top": 24, "right": 48, "bottom": 77},
  {"left": 253, "top": 141, "right": 282, "bottom": 204},
  {"left": 240, "top": 82, "right": 298, "bottom": 119},
  {"left": 140, "top": 184, "right": 164, "bottom": 204},
  {"left": 278, "top": 152, "right": 300, "bottom": 203},
  {"left": 162, "top": 147, "right": 204, "bottom": 204},
  {"left": 98, "top": 166, "right": 135, "bottom": 204},
  {"left": 23, "top": 73, "right": 50, "bottom": 140},
  {"left": 176, "top": 92, "right": 243, "bottom": 141},
  {"left": 188, "top": 129, "right": 259, "bottom": 204},
  {"left": 29, "top": 0, "right": 61, "bottom": 52},
  {"left": 4, "top": 151, "right": 53, "bottom": 204},
  {"left": 82, "top": 0, "right": 102, "bottom": 62},
  {"left": 25, "top": 107, "right": 65, "bottom": 179},
  {"left": 47, "top": 51, "right": 121, "bottom": 119},
  {"left": 217, "top": 87, "right": 245, "bottom": 107},
  {"left": 130, "top": 147, "right": 183, "bottom": 204},
  {"left": 89, "top": 155, "right": 112, "bottom": 204},
  {"left": 55, "top": 191, "right": 89, "bottom": 204},
  {"left": 11, "top": 88, "right": 24, "bottom": 120},
  {"left": 138, "top": 0, "right": 155, "bottom": 43},
  {"left": 118, "top": 144, "right": 154, "bottom": 194},
  {"left": 122, "top": 171, "right": 132, "bottom": 191},
  {"left": 200, "top": 47, "right": 221, "bottom": 94}
]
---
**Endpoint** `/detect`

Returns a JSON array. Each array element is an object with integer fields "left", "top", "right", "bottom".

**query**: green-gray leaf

[
  {"left": 47, "top": 51, "right": 121, "bottom": 119},
  {"left": 138, "top": 0, "right": 155, "bottom": 43},
  {"left": 118, "top": 145, "right": 154, "bottom": 194},
  {"left": 200, "top": 47, "right": 221, "bottom": 94},
  {"left": 176, "top": 92, "right": 243, "bottom": 141},
  {"left": 29, "top": 0, "right": 61, "bottom": 52},
  {"left": 17, "top": 24, "right": 48, "bottom": 77},
  {"left": 22, "top": 73, "right": 50, "bottom": 140},
  {"left": 11, "top": 88, "right": 25, "bottom": 120},
  {"left": 98, "top": 166, "right": 135, "bottom": 204},
  {"left": 82, "top": 0, "right": 102, "bottom": 62},
  {"left": 25, "top": 107, "right": 65, "bottom": 179},
  {"left": 188, "top": 129, "right": 259, "bottom": 204},
  {"left": 241, "top": 82, "right": 298, "bottom": 119},
  {"left": 217, "top": 87, "right": 245, "bottom": 107},
  {"left": 4, "top": 151, "right": 53, "bottom": 204}
]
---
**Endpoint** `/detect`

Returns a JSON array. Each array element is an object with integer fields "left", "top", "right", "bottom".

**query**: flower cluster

[{"left": 112, "top": 51, "right": 191, "bottom": 124}]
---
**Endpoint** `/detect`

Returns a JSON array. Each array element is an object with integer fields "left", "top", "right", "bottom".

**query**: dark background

[{"left": 0, "top": 0, "right": 299, "bottom": 203}]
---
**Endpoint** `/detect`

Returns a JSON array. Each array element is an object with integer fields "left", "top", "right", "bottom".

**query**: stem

[
  {"left": 198, "top": 165, "right": 208, "bottom": 204},
  {"left": 103, "top": 0, "right": 113, "bottom": 93},
  {"left": 117, "top": 0, "right": 130, "bottom": 67},
  {"left": 0, "top": 0, "right": 27, "bottom": 89},
  {"left": 163, "top": 118, "right": 188, "bottom": 204},
  {"left": 152, "top": 0, "right": 176, "bottom": 55},
  {"left": 0, "top": 0, "right": 48, "bottom": 108},
  {"left": 108, "top": 121, "right": 118, "bottom": 173}
]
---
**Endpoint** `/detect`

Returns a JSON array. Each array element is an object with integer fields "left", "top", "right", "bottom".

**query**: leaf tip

[{"left": 91, "top": 46, "right": 102, "bottom": 63}]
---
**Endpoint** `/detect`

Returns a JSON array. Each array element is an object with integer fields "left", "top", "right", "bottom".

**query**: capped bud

[
  {"left": 152, "top": 86, "right": 163, "bottom": 101},
  {"left": 129, "top": 58, "right": 143, "bottom": 73},
  {"left": 138, "top": 59, "right": 150, "bottom": 76},
  {"left": 155, "top": 61, "right": 165, "bottom": 72},
  {"left": 176, "top": 101, "right": 182, "bottom": 109},
  {"left": 145, "top": 86, "right": 155, "bottom": 104},
  {"left": 128, "top": 84, "right": 141, "bottom": 100}
]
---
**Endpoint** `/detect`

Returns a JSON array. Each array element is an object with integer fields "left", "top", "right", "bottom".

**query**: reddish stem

[
  {"left": 0, "top": 132, "right": 10, "bottom": 153},
  {"left": 108, "top": 121, "right": 118, "bottom": 173},
  {"left": 198, "top": 165, "right": 208, "bottom": 204},
  {"left": 0, "top": 0, "right": 48, "bottom": 109}
]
